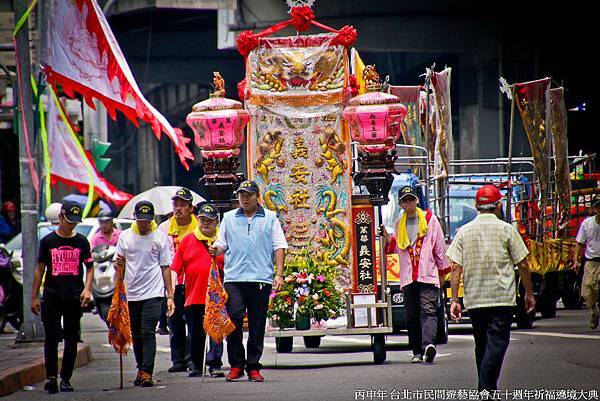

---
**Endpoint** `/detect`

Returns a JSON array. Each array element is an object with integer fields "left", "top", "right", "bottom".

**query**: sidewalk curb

[{"left": 0, "top": 343, "right": 93, "bottom": 397}]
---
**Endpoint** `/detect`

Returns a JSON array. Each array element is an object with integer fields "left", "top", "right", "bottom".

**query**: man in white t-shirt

[
  {"left": 574, "top": 195, "right": 600, "bottom": 329},
  {"left": 115, "top": 201, "right": 175, "bottom": 387}
]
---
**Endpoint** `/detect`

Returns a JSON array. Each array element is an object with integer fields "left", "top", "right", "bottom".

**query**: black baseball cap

[
  {"left": 61, "top": 201, "right": 83, "bottom": 223},
  {"left": 97, "top": 210, "right": 113, "bottom": 221},
  {"left": 593, "top": 194, "right": 600, "bottom": 207},
  {"left": 172, "top": 187, "right": 193, "bottom": 203},
  {"left": 398, "top": 185, "right": 418, "bottom": 201},
  {"left": 237, "top": 180, "right": 260, "bottom": 194},
  {"left": 134, "top": 201, "right": 155, "bottom": 221},
  {"left": 197, "top": 203, "right": 219, "bottom": 220}
]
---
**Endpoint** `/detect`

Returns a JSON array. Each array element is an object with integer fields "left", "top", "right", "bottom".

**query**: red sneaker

[
  {"left": 248, "top": 369, "right": 264, "bottom": 382},
  {"left": 225, "top": 367, "right": 244, "bottom": 382}
]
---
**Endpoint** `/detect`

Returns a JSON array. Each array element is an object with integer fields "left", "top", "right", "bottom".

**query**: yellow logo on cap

[
  {"left": 177, "top": 189, "right": 186, "bottom": 195},
  {"left": 139, "top": 206, "right": 151, "bottom": 214},
  {"left": 72, "top": 208, "right": 80, "bottom": 214},
  {"left": 241, "top": 182, "right": 251, "bottom": 187},
  {"left": 202, "top": 205, "right": 213, "bottom": 212}
]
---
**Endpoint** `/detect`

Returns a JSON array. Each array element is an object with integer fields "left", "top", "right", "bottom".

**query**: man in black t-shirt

[{"left": 31, "top": 202, "right": 93, "bottom": 394}]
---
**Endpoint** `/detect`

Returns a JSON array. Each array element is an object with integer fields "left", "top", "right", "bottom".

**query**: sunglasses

[{"left": 399, "top": 196, "right": 418, "bottom": 203}]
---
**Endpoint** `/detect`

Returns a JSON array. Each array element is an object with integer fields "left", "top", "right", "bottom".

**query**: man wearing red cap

[{"left": 446, "top": 184, "right": 535, "bottom": 395}]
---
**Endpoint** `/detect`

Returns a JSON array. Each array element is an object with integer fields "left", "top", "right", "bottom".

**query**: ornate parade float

[
  {"left": 185, "top": 1, "right": 597, "bottom": 362},
  {"left": 187, "top": 0, "right": 412, "bottom": 363}
]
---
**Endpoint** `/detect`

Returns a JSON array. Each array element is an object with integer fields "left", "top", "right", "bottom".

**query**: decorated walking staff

[
  {"left": 202, "top": 257, "right": 235, "bottom": 382},
  {"left": 106, "top": 264, "right": 132, "bottom": 389}
]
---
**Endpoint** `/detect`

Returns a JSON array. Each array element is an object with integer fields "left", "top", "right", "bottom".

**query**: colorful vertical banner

[
  {"left": 515, "top": 78, "right": 551, "bottom": 209},
  {"left": 430, "top": 68, "right": 452, "bottom": 179},
  {"left": 204, "top": 260, "right": 235, "bottom": 343},
  {"left": 420, "top": 91, "right": 437, "bottom": 162},
  {"left": 245, "top": 33, "right": 354, "bottom": 290},
  {"left": 389, "top": 86, "right": 422, "bottom": 149},
  {"left": 351, "top": 206, "right": 377, "bottom": 294},
  {"left": 106, "top": 265, "right": 132, "bottom": 354},
  {"left": 549, "top": 87, "right": 571, "bottom": 232}
]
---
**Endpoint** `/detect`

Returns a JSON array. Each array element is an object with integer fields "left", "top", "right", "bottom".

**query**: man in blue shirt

[{"left": 210, "top": 180, "right": 287, "bottom": 382}]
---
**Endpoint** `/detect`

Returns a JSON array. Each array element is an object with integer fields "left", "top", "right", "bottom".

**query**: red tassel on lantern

[
  {"left": 290, "top": 6, "right": 315, "bottom": 32},
  {"left": 237, "top": 78, "right": 246, "bottom": 102},
  {"left": 333, "top": 25, "right": 357, "bottom": 48},
  {"left": 349, "top": 74, "right": 359, "bottom": 98},
  {"left": 237, "top": 30, "right": 259, "bottom": 56}
]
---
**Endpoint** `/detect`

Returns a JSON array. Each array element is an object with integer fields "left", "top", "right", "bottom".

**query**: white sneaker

[
  {"left": 410, "top": 354, "right": 422, "bottom": 363},
  {"left": 423, "top": 344, "right": 437, "bottom": 363}
]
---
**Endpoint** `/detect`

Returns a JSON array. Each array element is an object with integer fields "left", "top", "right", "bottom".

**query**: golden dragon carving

[
  {"left": 318, "top": 128, "right": 346, "bottom": 185},
  {"left": 316, "top": 189, "right": 350, "bottom": 267},
  {"left": 263, "top": 183, "right": 288, "bottom": 215},
  {"left": 255, "top": 131, "right": 284, "bottom": 183}
]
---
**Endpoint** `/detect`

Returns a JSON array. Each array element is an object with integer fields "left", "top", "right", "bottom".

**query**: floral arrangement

[{"left": 268, "top": 255, "right": 344, "bottom": 329}]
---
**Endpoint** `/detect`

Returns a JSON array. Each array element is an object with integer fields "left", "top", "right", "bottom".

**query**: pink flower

[{"left": 316, "top": 275, "right": 326, "bottom": 283}]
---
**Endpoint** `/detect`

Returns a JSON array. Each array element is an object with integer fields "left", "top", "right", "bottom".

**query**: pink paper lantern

[
  {"left": 186, "top": 76, "right": 250, "bottom": 159},
  {"left": 343, "top": 91, "right": 407, "bottom": 153}
]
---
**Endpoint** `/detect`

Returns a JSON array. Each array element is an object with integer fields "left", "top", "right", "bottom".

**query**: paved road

[{"left": 3, "top": 307, "right": 599, "bottom": 401}]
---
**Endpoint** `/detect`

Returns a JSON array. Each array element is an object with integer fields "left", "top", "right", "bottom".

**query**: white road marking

[
  {"left": 398, "top": 351, "right": 452, "bottom": 358},
  {"left": 447, "top": 334, "right": 520, "bottom": 341},
  {"left": 512, "top": 331, "right": 600, "bottom": 340},
  {"left": 447, "top": 334, "right": 475, "bottom": 341},
  {"left": 320, "top": 336, "right": 378, "bottom": 344}
]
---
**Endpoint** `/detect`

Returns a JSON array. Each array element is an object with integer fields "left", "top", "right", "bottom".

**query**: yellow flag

[{"left": 351, "top": 48, "right": 367, "bottom": 95}]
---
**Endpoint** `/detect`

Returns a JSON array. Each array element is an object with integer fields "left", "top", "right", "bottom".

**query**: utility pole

[{"left": 14, "top": 0, "right": 44, "bottom": 342}]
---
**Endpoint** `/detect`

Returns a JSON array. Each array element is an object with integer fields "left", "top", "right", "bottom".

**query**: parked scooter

[
  {"left": 91, "top": 244, "right": 116, "bottom": 323},
  {"left": 0, "top": 244, "right": 23, "bottom": 332}
]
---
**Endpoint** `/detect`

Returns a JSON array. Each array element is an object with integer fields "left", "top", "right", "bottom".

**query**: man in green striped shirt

[{"left": 446, "top": 185, "right": 535, "bottom": 395}]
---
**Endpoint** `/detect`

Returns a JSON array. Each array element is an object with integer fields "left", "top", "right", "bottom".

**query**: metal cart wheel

[
  {"left": 515, "top": 296, "right": 535, "bottom": 329},
  {"left": 303, "top": 336, "right": 322, "bottom": 348},
  {"left": 515, "top": 279, "right": 535, "bottom": 329},
  {"left": 371, "top": 335, "right": 386, "bottom": 364},
  {"left": 436, "top": 290, "right": 449, "bottom": 345},
  {"left": 275, "top": 337, "right": 293, "bottom": 353}
]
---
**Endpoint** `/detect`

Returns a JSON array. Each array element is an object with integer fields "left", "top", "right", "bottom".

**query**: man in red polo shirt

[{"left": 170, "top": 203, "right": 224, "bottom": 377}]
